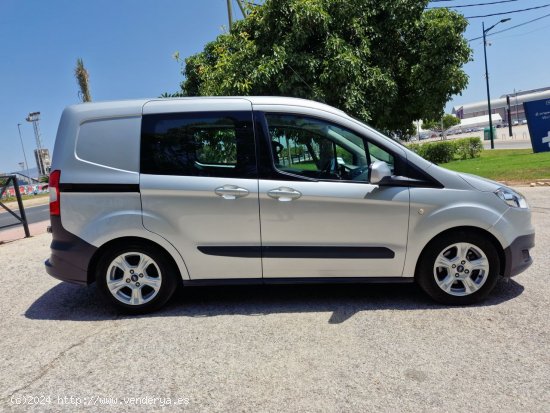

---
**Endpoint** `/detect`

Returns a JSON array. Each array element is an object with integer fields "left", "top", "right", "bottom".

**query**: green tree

[
  {"left": 422, "top": 114, "right": 460, "bottom": 132},
  {"left": 75, "top": 58, "right": 92, "bottom": 102},
  {"left": 173, "top": 0, "right": 471, "bottom": 135}
]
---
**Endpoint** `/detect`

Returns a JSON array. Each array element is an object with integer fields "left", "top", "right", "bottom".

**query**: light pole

[
  {"left": 226, "top": 0, "right": 233, "bottom": 30},
  {"left": 17, "top": 123, "right": 31, "bottom": 183},
  {"left": 514, "top": 88, "right": 520, "bottom": 124},
  {"left": 483, "top": 18, "right": 510, "bottom": 149},
  {"left": 226, "top": 0, "right": 248, "bottom": 31}
]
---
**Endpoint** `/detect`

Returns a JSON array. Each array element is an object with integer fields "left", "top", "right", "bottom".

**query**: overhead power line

[
  {"left": 491, "top": 21, "right": 550, "bottom": 39},
  {"left": 466, "top": 3, "right": 550, "bottom": 18},
  {"left": 430, "top": 0, "right": 522, "bottom": 9},
  {"left": 468, "top": 11, "right": 550, "bottom": 40}
]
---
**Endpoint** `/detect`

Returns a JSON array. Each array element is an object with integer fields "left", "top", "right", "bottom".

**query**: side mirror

[{"left": 369, "top": 161, "right": 392, "bottom": 185}]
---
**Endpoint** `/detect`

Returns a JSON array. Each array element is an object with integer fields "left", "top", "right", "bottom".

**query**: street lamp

[
  {"left": 17, "top": 123, "right": 31, "bottom": 183},
  {"left": 514, "top": 88, "right": 520, "bottom": 124},
  {"left": 483, "top": 18, "right": 510, "bottom": 149}
]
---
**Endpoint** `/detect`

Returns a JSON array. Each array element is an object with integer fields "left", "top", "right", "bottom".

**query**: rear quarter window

[{"left": 75, "top": 116, "right": 141, "bottom": 172}]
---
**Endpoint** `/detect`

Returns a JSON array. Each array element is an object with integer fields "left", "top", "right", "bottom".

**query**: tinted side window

[
  {"left": 264, "top": 114, "right": 405, "bottom": 182},
  {"left": 141, "top": 112, "right": 256, "bottom": 178},
  {"left": 265, "top": 114, "right": 370, "bottom": 181}
]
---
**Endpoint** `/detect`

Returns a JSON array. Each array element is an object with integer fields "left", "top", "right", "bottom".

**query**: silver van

[{"left": 45, "top": 97, "right": 534, "bottom": 313}]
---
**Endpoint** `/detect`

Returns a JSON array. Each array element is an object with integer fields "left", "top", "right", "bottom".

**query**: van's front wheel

[
  {"left": 96, "top": 244, "right": 178, "bottom": 314},
  {"left": 416, "top": 232, "right": 500, "bottom": 305}
]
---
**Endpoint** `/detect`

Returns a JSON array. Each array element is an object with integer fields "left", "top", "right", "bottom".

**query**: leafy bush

[
  {"left": 454, "top": 137, "right": 483, "bottom": 160},
  {"left": 407, "top": 137, "right": 483, "bottom": 164},
  {"left": 421, "top": 141, "right": 455, "bottom": 163},
  {"left": 407, "top": 141, "right": 454, "bottom": 163},
  {"left": 407, "top": 143, "right": 421, "bottom": 155}
]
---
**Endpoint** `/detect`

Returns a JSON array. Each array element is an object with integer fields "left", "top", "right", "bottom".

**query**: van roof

[{"left": 65, "top": 96, "right": 351, "bottom": 119}]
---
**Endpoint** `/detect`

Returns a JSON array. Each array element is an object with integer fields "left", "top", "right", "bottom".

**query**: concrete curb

[{"left": 0, "top": 219, "right": 50, "bottom": 244}]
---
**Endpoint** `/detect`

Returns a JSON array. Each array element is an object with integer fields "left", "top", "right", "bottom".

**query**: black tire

[
  {"left": 96, "top": 243, "right": 179, "bottom": 314},
  {"left": 416, "top": 230, "right": 501, "bottom": 305}
]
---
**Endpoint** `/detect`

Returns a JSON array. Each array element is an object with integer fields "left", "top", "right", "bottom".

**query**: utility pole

[
  {"left": 482, "top": 22, "right": 494, "bottom": 149},
  {"left": 506, "top": 95, "right": 512, "bottom": 137},
  {"left": 227, "top": 0, "right": 249, "bottom": 30},
  {"left": 17, "top": 123, "right": 31, "bottom": 182},
  {"left": 514, "top": 88, "right": 520, "bottom": 123},
  {"left": 235, "top": 0, "right": 246, "bottom": 16},
  {"left": 482, "top": 18, "right": 510, "bottom": 149},
  {"left": 226, "top": 0, "right": 233, "bottom": 30}
]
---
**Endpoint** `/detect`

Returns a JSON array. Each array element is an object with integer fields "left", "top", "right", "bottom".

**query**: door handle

[
  {"left": 215, "top": 185, "right": 249, "bottom": 200},
  {"left": 267, "top": 187, "right": 302, "bottom": 202}
]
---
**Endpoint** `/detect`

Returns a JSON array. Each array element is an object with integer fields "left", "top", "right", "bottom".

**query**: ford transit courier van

[{"left": 45, "top": 97, "right": 534, "bottom": 313}]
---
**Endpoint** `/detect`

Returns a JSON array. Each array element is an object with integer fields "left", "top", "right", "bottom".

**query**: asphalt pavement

[
  {"left": 483, "top": 139, "right": 532, "bottom": 150},
  {"left": 0, "top": 187, "right": 548, "bottom": 412},
  {"left": 0, "top": 204, "right": 49, "bottom": 230}
]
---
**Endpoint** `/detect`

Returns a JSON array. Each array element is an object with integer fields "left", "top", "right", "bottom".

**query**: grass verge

[
  {"left": 0, "top": 193, "right": 49, "bottom": 204},
  {"left": 440, "top": 149, "right": 550, "bottom": 183}
]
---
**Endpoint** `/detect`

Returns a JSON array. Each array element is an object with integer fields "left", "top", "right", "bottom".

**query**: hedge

[
  {"left": 454, "top": 137, "right": 484, "bottom": 160},
  {"left": 407, "top": 137, "right": 483, "bottom": 164}
]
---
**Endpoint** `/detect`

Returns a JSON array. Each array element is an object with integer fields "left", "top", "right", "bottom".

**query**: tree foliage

[
  {"left": 422, "top": 114, "right": 460, "bottom": 131},
  {"left": 173, "top": 0, "right": 471, "bottom": 135},
  {"left": 75, "top": 58, "right": 92, "bottom": 102}
]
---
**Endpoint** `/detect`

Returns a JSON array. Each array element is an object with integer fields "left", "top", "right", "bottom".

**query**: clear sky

[
  {"left": 446, "top": 0, "right": 550, "bottom": 111},
  {"left": 1, "top": 0, "right": 549, "bottom": 175}
]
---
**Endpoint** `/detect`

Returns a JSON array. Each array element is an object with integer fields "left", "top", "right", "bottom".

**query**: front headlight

[{"left": 495, "top": 187, "right": 529, "bottom": 209}]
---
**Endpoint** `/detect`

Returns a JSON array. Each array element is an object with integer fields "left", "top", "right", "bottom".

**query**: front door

[
  {"left": 258, "top": 113, "right": 410, "bottom": 279},
  {"left": 140, "top": 100, "right": 261, "bottom": 279}
]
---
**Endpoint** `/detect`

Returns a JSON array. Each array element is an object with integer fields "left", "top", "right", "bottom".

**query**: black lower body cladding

[
  {"left": 44, "top": 216, "right": 97, "bottom": 285},
  {"left": 503, "top": 233, "right": 535, "bottom": 278}
]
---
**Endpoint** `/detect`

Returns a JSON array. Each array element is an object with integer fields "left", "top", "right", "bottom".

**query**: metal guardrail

[
  {"left": 0, "top": 175, "right": 30, "bottom": 237},
  {"left": 11, "top": 172, "right": 39, "bottom": 185}
]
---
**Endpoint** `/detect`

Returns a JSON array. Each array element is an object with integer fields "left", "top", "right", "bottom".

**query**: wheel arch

[
  {"left": 87, "top": 236, "right": 184, "bottom": 284},
  {"left": 413, "top": 226, "right": 506, "bottom": 279}
]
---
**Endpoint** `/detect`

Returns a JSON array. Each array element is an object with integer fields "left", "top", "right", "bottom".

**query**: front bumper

[{"left": 503, "top": 233, "right": 535, "bottom": 278}]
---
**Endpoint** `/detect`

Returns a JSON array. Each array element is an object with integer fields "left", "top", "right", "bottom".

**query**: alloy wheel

[
  {"left": 106, "top": 252, "right": 162, "bottom": 306},
  {"left": 433, "top": 242, "right": 490, "bottom": 297}
]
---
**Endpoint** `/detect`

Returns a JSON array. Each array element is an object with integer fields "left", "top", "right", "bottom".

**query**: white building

[{"left": 452, "top": 87, "right": 550, "bottom": 125}]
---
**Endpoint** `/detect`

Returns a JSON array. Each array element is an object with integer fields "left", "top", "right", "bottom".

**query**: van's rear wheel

[
  {"left": 416, "top": 231, "right": 500, "bottom": 305},
  {"left": 96, "top": 244, "right": 178, "bottom": 313}
]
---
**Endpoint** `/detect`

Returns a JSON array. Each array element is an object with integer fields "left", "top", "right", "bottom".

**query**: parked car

[{"left": 45, "top": 97, "right": 535, "bottom": 313}]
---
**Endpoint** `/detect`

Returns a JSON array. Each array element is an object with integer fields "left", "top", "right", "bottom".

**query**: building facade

[
  {"left": 452, "top": 87, "right": 550, "bottom": 124},
  {"left": 34, "top": 148, "right": 51, "bottom": 177}
]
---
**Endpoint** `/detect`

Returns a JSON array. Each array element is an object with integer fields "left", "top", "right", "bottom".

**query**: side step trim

[{"left": 182, "top": 277, "right": 414, "bottom": 287}]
